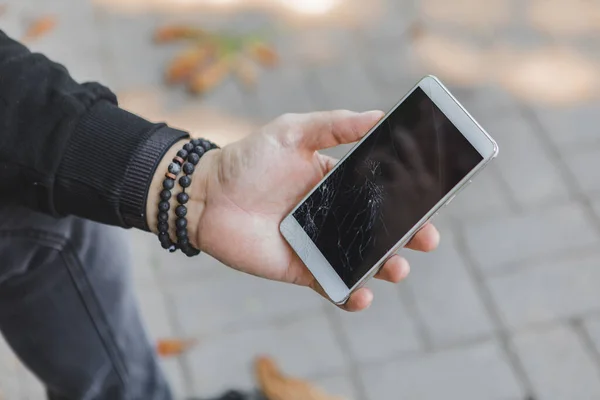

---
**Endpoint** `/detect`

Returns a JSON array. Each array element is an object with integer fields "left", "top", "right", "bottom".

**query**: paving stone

[
  {"left": 136, "top": 284, "right": 176, "bottom": 341},
  {"left": 464, "top": 203, "right": 600, "bottom": 273},
  {"left": 534, "top": 103, "right": 600, "bottom": 149},
  {"left": 310, "top": 51, "right": 385, "bottom": 112},
  {"left": 19, "top": 367, "right": 45, "bottom": 400},
  {"left": 332, "top": 280, "right": 421, "bottom": 364},
  {"left": 128, "top": 230, "right": 160, "bottom": 287},
  {"left": 512, "top": 325, "right": 600, "bottom": 400},
  {"left": 488, "top": 252, "right": 600, "bottom": 329},
  {"left": 403, "top": 234, "right": 495, "bottom": 348},
  {"left": 444, "top": 165, "right": 512, "bottom": 220},
  {"left": 21, "top": 0, "right": 109, "bottom": 85},
  {"left": 314, "top": 373, "right": 360, "bottom": 400},
  {"left": 360, "top": 0, "right": 417, "bottom": 42},
  {"left": 486, "top": 109, "right": 572, "bottom": 207},
  {"left": 254, "top": 66, "right": 316, "bottom": 120},
  {"left": 360, "top": 340, "right": 523, "bottom": 400},
  {"left": 583, "top": 314, "right": 600, "bottom": 355},
  {"left": 171, "top": 269, "right": 323, "bottom": 336},
  {"left": 154, "top": 247, "right": 234, "bottom": 285},
  {"left": 0, "top": 335, "right": 21, "bottom": 400},
  {"left": 160, "top": 358, "right": 188, "bottom": 400},
  {"left": 563, "top": 147, "right": 600, "bottom": 196},
  {"left": 95, "top": 11, "right": 170, "bottom": 90},
  {"left": 186, "top": 313, "right": 346, "bottom": 397}
]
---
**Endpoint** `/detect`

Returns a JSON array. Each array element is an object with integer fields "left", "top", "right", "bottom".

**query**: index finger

[
  {"left": 406, "top": 223, "right": 440, "bottom": 252},
  {"left": 292, "top": 110, "right": 384, "bottom": 151}
]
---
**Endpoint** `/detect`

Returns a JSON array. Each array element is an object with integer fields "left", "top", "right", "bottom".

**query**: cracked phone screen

[{"left": 293, "top": 87, "right": 483, "bottom": 288}]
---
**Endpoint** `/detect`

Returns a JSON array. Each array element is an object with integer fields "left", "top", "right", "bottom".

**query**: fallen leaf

[
  {"left": 255, "top": 356, "right": 345, "bottom": 400},
  {"left": 189, "top": 58, "right": 231, "bottom": 94},
  {"left": 249, "top": 43, "right": 279, "bottom": 68},
  {"left": 166, "top": 45, "right": 214, "bottom": 84},
  {"left": 233, "top": 57, "right": 258, "bottom": 88},
  {"left": 154, "top": 25, "right": 206, "bottom": 43},
  {"left": 22, "top": 16, "right": 56, "bottom": 43},
  {"left": 156, "top": 338, "right": 198, "bottom": 357}
]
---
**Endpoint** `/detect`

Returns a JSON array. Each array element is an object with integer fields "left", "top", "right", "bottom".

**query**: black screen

[{"left": 293, "top": 87, "right": 483, "bottom": 287}]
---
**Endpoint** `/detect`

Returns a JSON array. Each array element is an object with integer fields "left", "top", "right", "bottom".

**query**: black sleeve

[{"left": 0, "top": 30, "right": 189, "bottom": 230}]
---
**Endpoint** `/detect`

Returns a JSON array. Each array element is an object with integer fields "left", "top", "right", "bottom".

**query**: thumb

[{"left": 296, "top": 110, "right": 384, "bottom": 151}]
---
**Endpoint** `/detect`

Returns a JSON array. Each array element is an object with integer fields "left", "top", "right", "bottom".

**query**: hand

[{"left": 152, "top": 111, "right": 440, "bottom": 311}]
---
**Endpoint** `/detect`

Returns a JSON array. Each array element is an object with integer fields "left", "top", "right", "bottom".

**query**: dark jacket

[{"left": 0, "top": 30, "right": 189, "bottom": 231}]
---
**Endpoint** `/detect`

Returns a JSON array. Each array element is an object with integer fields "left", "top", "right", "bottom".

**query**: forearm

[{"left": 0, "top": 29, "right": 189, "bottom": 230}]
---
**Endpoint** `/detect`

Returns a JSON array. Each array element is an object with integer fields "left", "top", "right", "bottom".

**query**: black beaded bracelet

[
  {"left": 156, "top": 138, "right": 219, "bottom": 257},
  {"left": 175, "top": 138, "right": 219, "bottom": 257},
  {"left": 156, "top": 149, "right": 189, "bottom": 252}
]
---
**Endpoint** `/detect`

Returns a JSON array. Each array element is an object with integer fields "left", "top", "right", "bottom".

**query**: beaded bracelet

[
  {"left": 175, "top": 138, "right": 219, "bottom": 257},
  {"left": 156, "top": 148, "right": 189, "bottom": 252},
  {"left": 157, "top": 138, "right": 219, "bottom": 257}
]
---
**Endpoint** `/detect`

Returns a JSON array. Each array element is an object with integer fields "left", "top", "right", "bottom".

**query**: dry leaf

[
  {"left": 154, "top": 25, "right": 206, "bottom": 43},
  {"left": 166, "top": 45, "right": 214, "bottom": 84},
  {"left": 255, "top": 356, "right": 345, "bottom": 400},
  {"left": 250, "top": 43, "right": 279, "bottom": 68},
  {"left": 22, "top": 16, "right": 56, "bottom": 43},
  {"left": 189, "top": 58, "right": 231, "bottom": 94},
  {"left": 156, "top": 338, "right": 197, "bottom": 357},
  {"left": 233, "top": 57, "right": 258, "bottom": 88}
]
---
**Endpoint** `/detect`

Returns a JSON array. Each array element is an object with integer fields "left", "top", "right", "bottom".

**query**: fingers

[
  {"left": 406, "top": 223, "right": 440, "bottom": 252},
  {"left": 282, "top": 110, "right": 384, "bottom": 152},
  {"left": 318, "top": 154, "right": 339, "bottom": 174},
  {"left": 374, "top": 255, "right": 410, "bottom": 283},
  {"left": 308, "top": 255, "right": 411, "bottom": 312}
]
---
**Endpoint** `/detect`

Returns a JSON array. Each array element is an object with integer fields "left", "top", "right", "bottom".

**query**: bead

[
  {"left": 177, "top": 192, "right": 189, "bottom": 204},
  {"left": 177, "top": 149, "right": 189, "bottom": 159},
  {"left": 158, "top": 232, "right": 170, "bottom": 241},
  {"left": 158, "top": 201, "right": 170, "bottom": 212},
  {"left": 157, "top": 221, "right": 169, "bottom": 232},
  {"left": 168, "top": 244, "right": 178, "bottom": 253},
  {"left": 176, "top": 217, "right": 187, "bottom": 229},
  {"left": 158, "top": 211, "right": 168, "bottom": 222},
  {"left": 178, "top": 237, "right": 190, "bottom": 246},
  {"left": 179, "top": 176, "right": 191, "bottom": 188},
  {"left": 176, "top": 229, "right": 187, "bottom": 239},
  {"left": 183, "top": 246, "right": 200, "bottom": 257},
  {"left": 160, "top": 189, "right": 171, "bottom": 201},
  {"left": 200, "top": 139, "right": 211, "bottom": 149},
  {"left": 175, "top": 205, "right": 187, "bottom": 217},
  {"left": 187, "top": 153, "right": 200, "bottom": 165},
  {"left": 183, "top": 162, "right": 195, "bottom": 175},
  {"left": 174, "top": 156, "right": 185, "bottom": 165},
  {"left": 192, "top": 146, "right": 205, "bottom": 156},
  {"left": 163, "top": 178, "right": 175, "bottom": 190},
  {"left": 168, "top": 162, "right": 181, "bottom": 175},
  {"left": 183, "top": 142, "right": 194, "bottom": 152},
  {"left": 161, "top": 241, "right": 172, "bottom": 250},
  {"left": 191, "top": 138, "right": 201, "bottom": 146}
]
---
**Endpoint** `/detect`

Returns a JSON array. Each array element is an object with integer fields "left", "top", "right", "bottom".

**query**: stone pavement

[{"left": 3, "top": 0, "right": 600, "bottom": 399}]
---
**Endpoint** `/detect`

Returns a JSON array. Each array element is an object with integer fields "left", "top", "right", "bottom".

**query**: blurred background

[{"left": 2, "top": 0, "right": 600, "bottom": 398}]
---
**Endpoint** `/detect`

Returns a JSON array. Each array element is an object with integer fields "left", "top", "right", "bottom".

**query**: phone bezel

[{"left": 280, "top": 75, "right": 499, "bottom": 305}]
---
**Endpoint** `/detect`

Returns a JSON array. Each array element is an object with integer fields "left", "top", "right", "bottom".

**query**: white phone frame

[{"left": 280, "top": 75, "right": 499, "bottom": 305}]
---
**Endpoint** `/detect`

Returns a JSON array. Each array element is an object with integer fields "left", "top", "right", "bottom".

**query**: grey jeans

[{"left": 0, "top": 205, "right": 172, "bottom": 400}]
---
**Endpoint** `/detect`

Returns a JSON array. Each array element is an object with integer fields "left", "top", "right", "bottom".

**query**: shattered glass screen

[{"left": 293, "top": 87, "right": 483, "bottom": 288}]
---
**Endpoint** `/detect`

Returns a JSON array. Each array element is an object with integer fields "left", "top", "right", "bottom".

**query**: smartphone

[{"left": 280, "top": 75, "right": 499, "bottom": 305}]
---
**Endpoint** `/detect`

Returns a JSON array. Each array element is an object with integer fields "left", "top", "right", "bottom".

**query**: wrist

[{"left": 146, "top": 138, "right": 219, "bottom": 250}]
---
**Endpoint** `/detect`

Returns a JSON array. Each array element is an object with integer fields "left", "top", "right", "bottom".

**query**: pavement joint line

[
  {"left": 571, "top": 318, "right": 600, "bottom": 381},
  {"left": 452, "top": 219, "right": 536, "bottom": 397}
]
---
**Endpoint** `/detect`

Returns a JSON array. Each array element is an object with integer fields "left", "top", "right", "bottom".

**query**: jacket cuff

[{"left": 55, "top": 100, "right": 189, "bottom": 230}]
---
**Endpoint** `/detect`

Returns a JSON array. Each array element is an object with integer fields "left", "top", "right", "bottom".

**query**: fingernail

[
  {"left": 401, "top": 262, "right": 411, "bottom": 277},
  {"left": 363, "top": 110, "right": 384, "bottom": 117}
]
